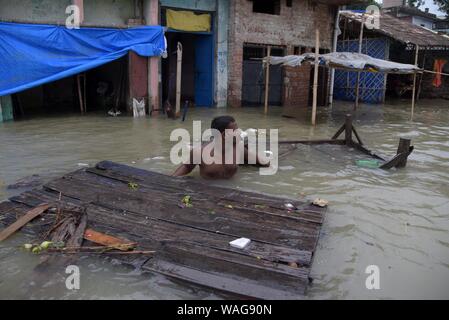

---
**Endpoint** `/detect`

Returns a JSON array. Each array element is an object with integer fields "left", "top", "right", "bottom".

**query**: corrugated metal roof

[{"left": 340, "top": 11, "right": 449, "bottom": 48}]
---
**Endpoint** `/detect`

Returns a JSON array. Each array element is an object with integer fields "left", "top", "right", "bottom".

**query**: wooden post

[
  {"left": 176, "top": 42, "right": 183, "bottom": 117},
  {"left": 417, "top": 50, "right": 427, "bottom": 101},
  {"left": 345, "top": 114, "right": 353, "bottom": 146},
  {"left": 83, "top": 73, "right": 87, "bottom": 113},
  {"left": 355, "top": 14, "right": 365, "bottom": 110},
  {"left": 396, "top": 138, "right": 411, "bottom": 168},
  {"left": 312, "top": 29, "right": 319, "bottom": 126},
  {"left": 411, "top": 44, "right": 419, "bottom": 121},
  {"left": 264, "top": 46, "right": 271, "bottom": 114},
  {"left": 76, "top": 74, "right": 84, "bottom": 114}
]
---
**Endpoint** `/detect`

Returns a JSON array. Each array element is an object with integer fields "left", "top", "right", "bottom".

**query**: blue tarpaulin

[{"left": 0, "top": 22, "right": 165, "bottom": 96}]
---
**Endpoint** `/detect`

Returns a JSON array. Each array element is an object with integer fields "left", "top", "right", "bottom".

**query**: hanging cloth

[
  {"left": 166, "top": 9, "right": 211, "bottom": 32},
  {"left": 432, "top": 59, "right": 447, "bottom": 88}
]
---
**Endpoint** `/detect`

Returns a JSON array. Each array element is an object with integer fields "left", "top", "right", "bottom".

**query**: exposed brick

[{"left": 228, "top": 0, "right": 335, "bottom": 107}]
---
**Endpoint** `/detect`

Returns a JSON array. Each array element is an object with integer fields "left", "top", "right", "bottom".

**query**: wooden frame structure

[{"left": 280, "top": 114, "right": 414, "bottom": 170}]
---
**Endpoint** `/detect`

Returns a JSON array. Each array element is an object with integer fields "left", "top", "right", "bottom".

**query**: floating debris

[
  {"left": 229, "top": 237, "right": 251, "bottom": 249},
  {"left": 77, "top": 163, "right": 89, "bottom": 167},
  {"left": 182, "top": 195, "right": 192, "bottom": 207},
  {"left": 284, "top": 203, "right": 295, "bottom": 209},
  {"left": 128, "top": 182, "right": 139, "bottom": 190},
  {"left": 312, "top": 198, "right": 329, "bottom": 208},
  {"left": 355, "top": 159, "right": 380, "bottom": 169}
]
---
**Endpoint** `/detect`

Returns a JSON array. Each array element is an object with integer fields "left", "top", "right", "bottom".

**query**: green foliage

[
  {"left": 433, "top": 0, "right": 449, "bottom": 16},
  {"left": 408, "top": 0, "right": 425, "bottom": 7},
  {"left": 346, "top": 0, "right": 380, "bottom": 10}
]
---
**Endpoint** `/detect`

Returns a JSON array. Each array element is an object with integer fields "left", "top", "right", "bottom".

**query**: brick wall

[{"left": 228, "top": 0, "right": 336, "bottom": 107}]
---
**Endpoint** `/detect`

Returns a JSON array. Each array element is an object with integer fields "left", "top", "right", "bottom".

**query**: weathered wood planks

[{"left": 0, "top": 161, "right": 327, "bottom": 299}]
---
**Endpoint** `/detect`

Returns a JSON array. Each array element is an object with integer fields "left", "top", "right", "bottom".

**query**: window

[
  {"left": 293, "top": 46, "right": 300, "bottom": 55},
  {"left": 252, "top": 0, "right": 281, "bottom": 15},
  {"left": 286, "top": 0, "right": 292, "bottom": 7}
]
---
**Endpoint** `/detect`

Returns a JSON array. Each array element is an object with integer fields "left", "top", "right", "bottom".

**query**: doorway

[
  {"left": 162, "top": 31, "right": 214, "bottom": 108},
  {"left": 242, "top": 44, "right": 284, "bottom": 106}
]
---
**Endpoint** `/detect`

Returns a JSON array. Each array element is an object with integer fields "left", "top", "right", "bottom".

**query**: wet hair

[{"left": 211, "top": 116, "right": 235, "bottom": 133}]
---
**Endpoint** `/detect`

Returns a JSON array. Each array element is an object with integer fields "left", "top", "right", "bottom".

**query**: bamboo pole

[
  {"left": 312, "top": 29, "right": 320, "bottom": 126},
  {"left": 329, "top": 7, "right": 341, "bottom": 107},
  {"left": 175, "top": 42, "right": 183, "bottom": 118},
  {"left": 264, "top": 46, "right": 271, "bottom": 114},
  {"left": 411, "top": 44, "right": 419, "bottom": 121},
  {"left": 354, "top": 14, "right": 365, "bottom": 110}
]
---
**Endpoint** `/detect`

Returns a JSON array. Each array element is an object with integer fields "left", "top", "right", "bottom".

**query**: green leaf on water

[{"left": 128, "top": 182, "right": 139, "bottom": 190}]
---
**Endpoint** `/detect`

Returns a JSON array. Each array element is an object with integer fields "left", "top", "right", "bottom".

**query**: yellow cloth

[{"left": 166, "top": 9, "right": 211, "bottom": 32}]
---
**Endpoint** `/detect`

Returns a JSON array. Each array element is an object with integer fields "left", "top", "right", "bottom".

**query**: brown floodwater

[{"left": 0, "top": 100, "right": 448, "bottom": 299}]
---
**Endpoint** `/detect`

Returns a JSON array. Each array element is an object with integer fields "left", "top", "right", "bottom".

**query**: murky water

[{"left": 0, "top": 100, "right": 448, "bottom": 299}]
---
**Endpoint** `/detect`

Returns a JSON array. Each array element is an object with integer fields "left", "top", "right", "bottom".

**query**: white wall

[{"left": 413, "top": 16, "right": 435, "bottom": 29}]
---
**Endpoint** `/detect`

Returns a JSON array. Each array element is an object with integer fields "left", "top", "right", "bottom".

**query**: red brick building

[{"left": 227, "top": 0, "right": 359, "bottom": 111}]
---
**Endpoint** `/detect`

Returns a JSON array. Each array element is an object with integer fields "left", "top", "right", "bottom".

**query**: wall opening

[
  {"left": 11, "top": 56, "right": 128, "bottom": 119},
  {"left": 162, "top": 31, "right": 214, "bottom": 108},
  {"left": 242, "top": 44, "right": 284, "bottom": 106},
  {"left": 252, "top": 0, "right": 281, "bottom": 15}
]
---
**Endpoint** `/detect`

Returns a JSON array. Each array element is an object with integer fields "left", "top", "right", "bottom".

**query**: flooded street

[{"left": 0, "top": 100, "right": 448, "bottom": 299}]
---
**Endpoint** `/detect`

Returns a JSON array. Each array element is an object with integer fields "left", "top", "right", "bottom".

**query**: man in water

[{"left": 172, "top": 116, "right": 267, "bottom": 179}]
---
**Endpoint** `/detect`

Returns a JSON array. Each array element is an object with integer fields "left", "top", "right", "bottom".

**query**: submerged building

[{"left": 0, "top": 0, "right": 362, "bottom": 122}]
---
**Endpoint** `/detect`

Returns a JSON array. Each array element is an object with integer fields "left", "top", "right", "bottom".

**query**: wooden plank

[
  {"left": 43, "top": 171, "right": 321, "bottom": 250},
  {"left": 331, "top": 123, "right": 346, "bottom": 140},
  {"left": 10, "top": 189, "right": 314, "bottom": 266},
  {"left": 43, "top": 176, "right": 320, "bottom": 252},
  {"left": 6, "top": 193, "right": 313, "bottom": 300},
  {"left": 143, "top": 242, "right": 308, "bottom": 299},
  {"left": 279, "top": 139, "right": 345, "bottom": 145},
  {"left": 345, "top": 115, "right": 353, "bottom": 146},
  {"left": 0, "top": 203, "right": 50, "bottom": 242},
  {"left": 92, "top": 161, "right": 326, "bottom": 222},
  {"left": 84, "top": 228, "right": 136, "bottom": 251},
  {"left": 350, "top": 141, "right": 386, "bottom": 161},
  {"left": 352, "top": 126, "right": 364, "bottom": 145},
  {"left": 379, "top": 146, "right": 414, "bottom": 170},
  {"left": 1, "top": 161, "right": 328, "bottom": 299}
]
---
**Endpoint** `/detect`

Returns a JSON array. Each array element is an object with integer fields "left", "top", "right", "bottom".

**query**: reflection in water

[{"left": 0, "top": 100, "right": 448, "bottom": 299}]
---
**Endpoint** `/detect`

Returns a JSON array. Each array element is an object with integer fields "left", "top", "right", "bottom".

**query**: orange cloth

[{"left": 432, "top": 59, "right": 447, "bottom": 88}]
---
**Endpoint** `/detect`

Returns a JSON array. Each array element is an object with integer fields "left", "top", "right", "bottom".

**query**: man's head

[{"left": 211, "top": 116, "right": 238, "bottom": 133}]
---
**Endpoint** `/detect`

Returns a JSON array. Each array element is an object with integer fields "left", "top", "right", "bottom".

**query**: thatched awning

[{"left": 340, "top": 11, "right": 449, "bottom": 49}]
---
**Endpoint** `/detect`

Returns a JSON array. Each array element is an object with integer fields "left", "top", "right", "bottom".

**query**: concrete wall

[
  {"left": 227, "top": 0, "right": 337, "bottom": 107},
  {"left": 412, "top": 16, "right": 434, "bottom": 29},
  {"left": 83, "top": 0, "right": 135, "bottom": 26},
  {"left": 0, "top": 0, "right": 71, "bottom": 23},
  {"left": 160, "top": 0, "right": 216, "bottom": 11},
  {"left": 216, "top": 0, "right": 229, "bottom": 107},
  {"left": 383, "top": 0, "right": 405, "bottom": 8},
  {"left": 0, "top": 0, "right": 135, "bottom": 26}
]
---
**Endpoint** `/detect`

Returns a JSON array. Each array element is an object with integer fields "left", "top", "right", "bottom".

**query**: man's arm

[
  {"left": 172, "top": 163, "right": 196, "bottom": 176},
  {"left": 244, "top": 146, "right": 270, "bottom": 167},
  {"left": 172, "top": 148, "right": 198, "bottom": 176}
]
